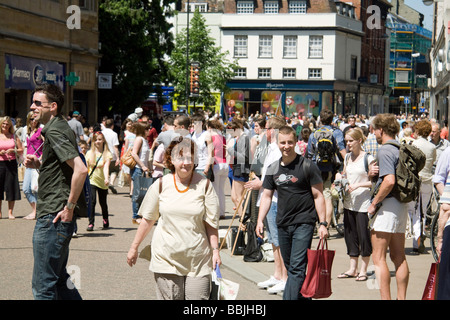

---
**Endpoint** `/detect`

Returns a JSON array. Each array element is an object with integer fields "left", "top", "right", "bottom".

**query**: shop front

[
  {"left": 224, "top": 80, "right": 358, "bottom": 120},
  {"left": 3, "top": 54, "right": 66, "bottom": 118}
]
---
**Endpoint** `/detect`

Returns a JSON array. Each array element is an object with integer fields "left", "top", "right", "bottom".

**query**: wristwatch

[
  {"left": 319, "top": 221, "right": 328, "bottom": 228},
  {"left": 66, "top": 202, "right": 76, "bottom": 210}
]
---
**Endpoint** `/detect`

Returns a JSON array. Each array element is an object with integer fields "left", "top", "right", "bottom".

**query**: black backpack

[{"left": 313, "top": 127, "right": 338, "bottom": 168}]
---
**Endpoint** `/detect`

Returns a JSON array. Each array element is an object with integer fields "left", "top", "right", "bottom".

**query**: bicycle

[{"left": 331, "top": 178, "right": 348, "bottom": 237}]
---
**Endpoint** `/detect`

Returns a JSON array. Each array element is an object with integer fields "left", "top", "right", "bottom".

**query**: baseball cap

[{"left": 72, "top": 111, "right": 80, "bottom": 116}]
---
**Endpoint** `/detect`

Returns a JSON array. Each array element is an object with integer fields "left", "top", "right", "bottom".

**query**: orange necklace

[{"left": 173, "top": 172, "right": 194, "bottom": 193}]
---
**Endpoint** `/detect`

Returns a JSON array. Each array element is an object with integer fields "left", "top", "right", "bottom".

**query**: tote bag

[
  {"left": 300, "top": 238, "right": 335, "bottom": 299},
  {"left": 422, "top": 262, "right": 439, "bottom": 300},
  {"left": 132, "top": 172, "right": 154, "bottom": 205}
]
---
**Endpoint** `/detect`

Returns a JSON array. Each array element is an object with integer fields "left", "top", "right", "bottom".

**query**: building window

[
  {"left": 283, "top": 36, "right": 297, "bottom": 58},
  {"left": 258, "top": 68, "right": 271, "bottom": 79},
  {"left": 289, "top": 0, "right": 307, "bottom": 13},
  {"left": 185, "top": 3, "right": 208, "bottom": 12},
  {"left": 79, "top": 0, "right": 96, "bottom": 11},
  {"left": 308, "top": 68, "right": 322, "bottom": 79},
  {"left": 283, "top": 68, "right": 296, "bottom": 79},
  {"left": 235, "top": 68, "right": 247, "bottom": 78},
  {"left": 259, "top": 35, "right": 273, "bottom": 58},
  {"left": 264, "top": 1, "right": 279, "bottom": 13},
  {"left": 350, "top": 56, "right": 357, "bottom": 80},
  {"left": 234, "top": 36, "right": 248, "bottom": 58},
  {"left": 309, "top": 36, "right": 323, "bottom": 58},
  {"left": 237, "top": 1, "right": 254, "bottom": 14}
]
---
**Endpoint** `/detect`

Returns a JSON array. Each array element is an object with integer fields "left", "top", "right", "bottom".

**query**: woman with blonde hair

[
  {"left": 23, "top": 111, "right": 44, "bottom": 220},
  {"left": 0, "top": 116, "right": 23, "bottom": 219},
  {"left": 86, "top": 131, "right": 112, "bottom": 231},
  {"left": 336, "top": 127, "right": 374, "bottom": 281}
]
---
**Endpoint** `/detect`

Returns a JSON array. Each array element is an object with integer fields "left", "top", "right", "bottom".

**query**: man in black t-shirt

[{"left": 257, "top": 125, "right": 328, "bottom": 300}]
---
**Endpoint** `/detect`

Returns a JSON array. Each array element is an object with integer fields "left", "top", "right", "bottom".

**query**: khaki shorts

[
  {"left": 370, "top": 197, "right": 408, "bottom": 233},
  {"left": 154, "top": 273, "right": 211, "bottom": 300}
]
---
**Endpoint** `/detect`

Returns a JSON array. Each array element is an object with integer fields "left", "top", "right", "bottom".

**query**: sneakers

[
  {"left": 103, "top": 219, "right": 109, "bottom": 229},
  {"left": 257, "top": 276, "right": 282, "bottom": 289},
  {"left": 267, "top": 280, "right": 286, "bottom": 294},
  {"left": 86, "top": 224, "right": 94, "bottom": 231}
]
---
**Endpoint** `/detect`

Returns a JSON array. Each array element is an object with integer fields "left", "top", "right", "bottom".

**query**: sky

[{"left": 403, "top": 0, "right": 434, "bottom": 31}]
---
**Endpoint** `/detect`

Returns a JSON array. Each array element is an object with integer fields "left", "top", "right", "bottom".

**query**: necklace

[{"left": 173, "top": 172, "right": 194, "bottom": 193}]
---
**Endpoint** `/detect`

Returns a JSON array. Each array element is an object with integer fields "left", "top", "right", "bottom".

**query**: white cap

[
  {"left": 127, "top": 113, "right": 138, "bottom": 122},
  {"left": 134, "top": 107, "right": 143, "bottom": 116}
]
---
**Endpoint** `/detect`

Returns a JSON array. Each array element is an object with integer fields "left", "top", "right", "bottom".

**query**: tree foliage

[
  {"left": 170, "top": 10, "right": 238, "bottom": 107},
  {"left": 98, "top": 0, "right": 175, "bottom": 116}
]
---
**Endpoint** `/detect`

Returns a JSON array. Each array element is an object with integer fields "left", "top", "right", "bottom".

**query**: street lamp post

[{"left": 185, "top": 0, "right": 190, "bottom": 109}]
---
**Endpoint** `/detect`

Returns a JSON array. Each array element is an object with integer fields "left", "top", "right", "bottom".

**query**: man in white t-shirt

[{"left": 102, "top": 118, "right": 120, "bottom": 193}]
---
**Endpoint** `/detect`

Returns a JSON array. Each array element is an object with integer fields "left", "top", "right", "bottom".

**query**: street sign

[{"left": 404, "top": 97, "right": 410, "bottom": 104}]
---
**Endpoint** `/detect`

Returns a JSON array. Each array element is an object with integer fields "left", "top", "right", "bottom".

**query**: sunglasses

[{"left": 32, "top": 100, "right": 51, "bottom": 107}]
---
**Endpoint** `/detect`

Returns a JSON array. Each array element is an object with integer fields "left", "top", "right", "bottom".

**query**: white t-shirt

[
  {"left": 102, "top": 128, "right": 119, "bottom": 161},
  {"left": 343, "top": 152, "right": 374, "bottom": 212}
]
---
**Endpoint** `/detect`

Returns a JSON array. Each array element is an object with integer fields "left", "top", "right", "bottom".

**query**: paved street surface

[{"left": 0, "top": 181, "right": 435, "bottom": 301}]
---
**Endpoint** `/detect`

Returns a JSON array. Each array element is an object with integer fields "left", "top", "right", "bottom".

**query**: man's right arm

[{"left": 256, "top": 188, "right": 274, "bottom": 238}]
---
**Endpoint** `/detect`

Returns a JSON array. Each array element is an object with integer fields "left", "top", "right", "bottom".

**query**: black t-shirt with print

[{"left": 263, "top": 155, "right": 323, "bottom": 227}]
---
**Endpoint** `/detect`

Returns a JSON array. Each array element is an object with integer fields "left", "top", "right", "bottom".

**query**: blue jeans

[
  {"left": 278, "top": 223, "right": 314, "bottom": 300},
  {"left": 23, "top": 168, "right": 38, "bottom": 204},
  {"left": 131, "top": 167, "right": 143, "bottom": 219},
  {"left": 32, "top": 214, "right": 82, "bottom": 300}
]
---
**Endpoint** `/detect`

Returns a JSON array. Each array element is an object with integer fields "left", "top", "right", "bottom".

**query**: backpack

[
  {"left": 313, "top": 127, "right": 338, "bottom": 168},
  {"left": 382, "top": 141, "right": 426, "bottom": 203}
]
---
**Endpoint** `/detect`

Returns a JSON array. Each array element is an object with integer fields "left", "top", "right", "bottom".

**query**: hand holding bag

[
  {"left": 300, "top": 238, "right": 335, "bottom": 299},
  {"left": 210, "top": 266, "right": 239, "bottom": 300},
  {"left": 30, "top": 169, "right": 39, "bottom": 193}
]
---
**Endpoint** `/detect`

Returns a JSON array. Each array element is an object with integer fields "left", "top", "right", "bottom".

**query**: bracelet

[{"left": 212, "top": 247, "right": 219, "bottom": 251}]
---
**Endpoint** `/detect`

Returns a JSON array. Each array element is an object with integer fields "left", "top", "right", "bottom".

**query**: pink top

[
  {"left": 0, "top": 137, "right": 16, "bottom": 161},
  {"left": 211, "top": 134, "right": 226, "bottom": 164}
]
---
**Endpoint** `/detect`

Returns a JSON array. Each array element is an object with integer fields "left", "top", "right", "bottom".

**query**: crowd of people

[{"left": 1, "top": 84, "right": 450, "bottom": 300}]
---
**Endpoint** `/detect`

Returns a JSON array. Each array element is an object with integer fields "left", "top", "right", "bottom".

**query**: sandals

[
  {"left": 337, "top": 272, "right": 357, "bottom": 279},
  {"left": 356, "top": 274, "right": 368, "bottom": 282}
]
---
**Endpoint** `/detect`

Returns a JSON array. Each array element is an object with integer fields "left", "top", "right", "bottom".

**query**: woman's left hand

[{"left": 212, "top": 249, "right": 221, "bottom": 269}]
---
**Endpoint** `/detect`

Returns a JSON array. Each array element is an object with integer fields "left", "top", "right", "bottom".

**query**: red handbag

[
  {"left": 300, "top": 238, "right": 335, "bottom": 299},
  {"left": 422, "top": 262, "right": 439, "bottom": 300}
]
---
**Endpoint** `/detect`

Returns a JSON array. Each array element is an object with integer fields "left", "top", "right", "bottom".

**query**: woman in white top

[
  {"left": 336, "top": 127, "right": 374, "bottom": 281},
  {"left": 130, "top": 122, "right": 151, "bottom": 225},
  {"left": 409, "top": 120, "right": 436, "bottom": 254},
  {"left": 127, "top": 136, "right": 220, "bottom": 300}
]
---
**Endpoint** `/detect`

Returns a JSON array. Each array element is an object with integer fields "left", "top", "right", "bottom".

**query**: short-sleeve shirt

[
  {"left": 86, "top": 150, "right": 112, "bottom": 189},
  {"left": 375, "top": 140, "right": 399, "bottom": 198},
  {"left": 138, "top": 174, "right": 219, "bottom": 277},
  {"left": 263, "top": 155, "right": 322, "bottom": 227},
  {"left": 37, "top": 115, "right": 83, "bottom": 218}
]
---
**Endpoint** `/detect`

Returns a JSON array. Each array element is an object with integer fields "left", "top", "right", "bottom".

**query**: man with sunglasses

[{"left": 24, "top": 83, "right": 88, "bottom": 300}]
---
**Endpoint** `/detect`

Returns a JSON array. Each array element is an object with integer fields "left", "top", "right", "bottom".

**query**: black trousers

[
  {"left": 343, "top": 208, "right": 372, "bottom": 257},
  {"left": 88, "top": 185, "right": 109, "bottom": 225},
  {"left": 438, "top": 225, "right": 450, "bottom": 300}
]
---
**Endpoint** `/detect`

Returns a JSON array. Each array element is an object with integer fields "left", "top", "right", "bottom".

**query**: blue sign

[
  {"left": 404, "top": 97, "right": 410, "bottom": 104},
  {"left": 5, "top": 54, "right": 65, "bottom": 91}
]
